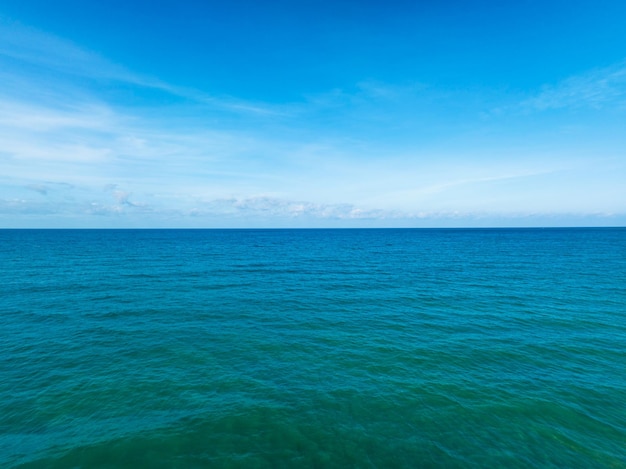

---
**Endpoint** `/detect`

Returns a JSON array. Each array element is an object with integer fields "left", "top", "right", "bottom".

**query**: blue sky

[{"left": 1, "top": 0, "right": 625, "bottom": 227}]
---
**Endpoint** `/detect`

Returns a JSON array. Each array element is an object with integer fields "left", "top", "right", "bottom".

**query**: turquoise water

[{"left": 1, "top": 228, "right": 625, "bottom": 468}]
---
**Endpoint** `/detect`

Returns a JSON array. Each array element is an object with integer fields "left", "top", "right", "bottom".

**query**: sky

[{"left": 1, "top": 0, "right": 625, "bottom": 228}]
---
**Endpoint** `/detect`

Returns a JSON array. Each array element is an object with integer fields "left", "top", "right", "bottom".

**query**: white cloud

[{"left": 202, "top": 196, "right": 389, "bottom": 220}]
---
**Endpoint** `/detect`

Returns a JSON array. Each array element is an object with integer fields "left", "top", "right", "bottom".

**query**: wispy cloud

[
  {"left": 0, "top": 18, "right": 281, "bottom": 116},
  {"left": 0, "top": 19, "right": 142, "bottom": 84},
  {"left": 304, "top": 80, "right": 428, "bottom": 108},
  {"left": 522, "top": 61, "right": 626, "bottom": 111}
]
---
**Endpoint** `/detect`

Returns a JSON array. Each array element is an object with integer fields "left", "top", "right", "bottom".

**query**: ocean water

[{"left": 1, "top": 228, "right": 625, "bottom": 468}]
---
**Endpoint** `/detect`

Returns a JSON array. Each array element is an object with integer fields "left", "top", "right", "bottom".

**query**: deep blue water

[{"left": 1, "top": 228, "right": 625, "bottom": 468}]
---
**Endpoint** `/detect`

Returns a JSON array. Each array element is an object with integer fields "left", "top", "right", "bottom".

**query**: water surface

[{"left": 1, "top": 228, "right": 625, "bottom": 467}]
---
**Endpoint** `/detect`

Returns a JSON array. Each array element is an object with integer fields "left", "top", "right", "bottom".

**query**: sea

[{"left": 1, "top": 228, "right": 625, "bottom": 468}]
